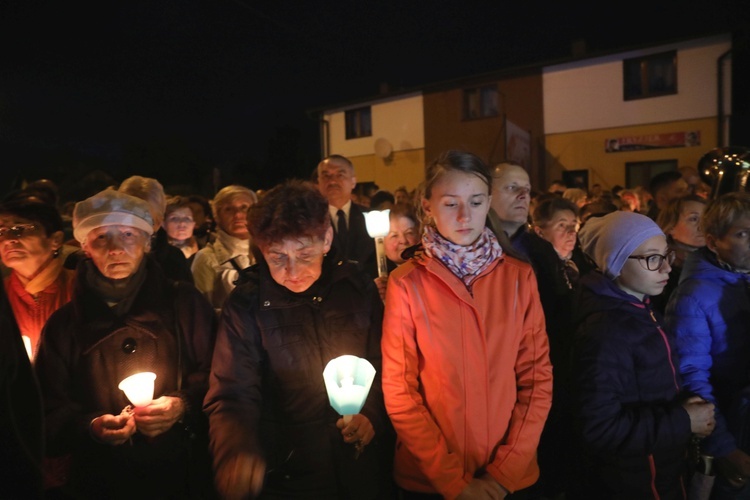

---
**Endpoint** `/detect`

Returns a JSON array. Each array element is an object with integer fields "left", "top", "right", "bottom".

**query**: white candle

[{"left": 118, "top": 372, "right": 156, "bottom": 407}]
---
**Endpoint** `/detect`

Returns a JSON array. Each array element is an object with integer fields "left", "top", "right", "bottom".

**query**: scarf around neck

[
  {"left": 17, "top": 253, "right": 64, "bottom": 296},
  {"left": 84, "top": 257, "right": 148, "bottom": 315},
  {"left": 422, "top": 225, "right": 503, "bottom": 287}
]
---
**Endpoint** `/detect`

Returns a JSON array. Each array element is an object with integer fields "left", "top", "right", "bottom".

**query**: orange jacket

[
  {"left": 4, "top": 257, "right": 74, "bottom": 360},
  {"left": 382, "top": 251, "right": 552, "bottom": 499}
]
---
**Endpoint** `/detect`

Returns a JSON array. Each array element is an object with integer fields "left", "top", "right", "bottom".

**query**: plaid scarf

[{"left": 422, "top": 225, "right": 503, "bottom": 287}]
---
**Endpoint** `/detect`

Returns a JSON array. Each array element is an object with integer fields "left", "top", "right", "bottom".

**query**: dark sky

[{"left": 1, "top": 0, "right": 744, "bottom": 198}]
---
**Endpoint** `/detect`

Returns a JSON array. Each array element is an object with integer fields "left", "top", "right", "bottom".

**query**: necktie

[{"left": 336, "top": 209, "right": 348, "bottom": 248}]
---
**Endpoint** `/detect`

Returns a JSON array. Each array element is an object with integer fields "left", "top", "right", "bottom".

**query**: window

[
  {"left": 463, "top": 85, "right": 499, "bottom": 119},
  {"left": 626, "top": 160, "right": 678, "bottom": 189},
  {"left": 345, "top": 107, "right": 372, "bottom": 139},
  {"left": 623, "top": 51, "right": 677, "bottom": 100}
]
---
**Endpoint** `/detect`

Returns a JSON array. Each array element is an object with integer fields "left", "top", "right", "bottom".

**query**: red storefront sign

[{"left": 605, "top": 131, "right": 700, "bottom": 152}]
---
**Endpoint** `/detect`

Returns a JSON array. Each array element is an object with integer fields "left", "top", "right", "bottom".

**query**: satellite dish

[{"left": 374, "top": 138, "right": 393, "bottom": 159}]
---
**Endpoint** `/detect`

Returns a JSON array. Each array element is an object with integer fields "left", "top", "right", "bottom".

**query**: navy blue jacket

[{"left": 570, "top": 271, "right": 693, "bottom": 499}]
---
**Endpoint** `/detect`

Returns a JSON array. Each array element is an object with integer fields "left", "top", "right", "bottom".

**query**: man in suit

[{"left": 317, "top": 154, "right": 376, "bottom": 278}]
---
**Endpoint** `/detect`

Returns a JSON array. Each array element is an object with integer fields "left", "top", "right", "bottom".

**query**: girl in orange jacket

[{"left": 381, "top": 150, "right": 553, "bottom": 499}]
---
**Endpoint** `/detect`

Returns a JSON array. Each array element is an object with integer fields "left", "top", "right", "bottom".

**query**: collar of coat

[
  {"left": 71, "top": 256, "right": 176, "bottom": 353},
  {"left": 235, "top": 253, "right": 372, "bottom": 310}
]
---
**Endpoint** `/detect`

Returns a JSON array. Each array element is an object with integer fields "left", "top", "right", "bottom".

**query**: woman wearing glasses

[
  {"left": 0, "top": 198, "right": 74, "bottom": 362},
  {"left": 569, "top": 210, "right": 715, "bottom": 499}
]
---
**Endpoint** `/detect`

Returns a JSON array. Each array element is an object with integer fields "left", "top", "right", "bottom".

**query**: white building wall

[
  {"left": 543, "top": 34, "right": 732, "bottom": 134},
  {"left": 324, "top": 93, "right": 424, "bottom": 158}
]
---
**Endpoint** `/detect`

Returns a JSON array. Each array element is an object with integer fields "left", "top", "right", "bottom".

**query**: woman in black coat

[
  {"left": 204, "top": 179, "right": 393, "bottom": 499},
  {"left": 34, "top": 189, "right": 216, "bottom": 499}
]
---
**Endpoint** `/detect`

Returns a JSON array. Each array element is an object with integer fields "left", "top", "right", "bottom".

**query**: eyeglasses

[
  {"left": 627, "top": 250, "right": 676, "bottom": 271},
  {"left": 0, "top": 224, "right": 38, "bottom": 240}
]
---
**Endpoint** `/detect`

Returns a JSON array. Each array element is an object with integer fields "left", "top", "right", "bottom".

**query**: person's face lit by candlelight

[
  {"left": 384, "top": 214, "right": 419, "bottom": 264},
  {"left": 260, "top": 228, "right": 333, "bottom": 293},
  {"left": 83, "top": 225, "right": 151, "bottom": 280}
]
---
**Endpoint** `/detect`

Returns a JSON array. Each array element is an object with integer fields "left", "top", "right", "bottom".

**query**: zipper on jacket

[{"left": 648, "top": 309, "right": 680, "bottom": 392}]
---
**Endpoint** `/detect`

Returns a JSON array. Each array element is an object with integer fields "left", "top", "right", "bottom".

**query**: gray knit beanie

[{"left": 578, "top": 211, "right": 665, "bottom": 279}]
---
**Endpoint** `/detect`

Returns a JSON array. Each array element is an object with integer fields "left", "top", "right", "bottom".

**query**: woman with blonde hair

[
  {"left": 651, "top": 194, "right": 707, "bottom": 314},
  {"left": 191, "top": 184, "right": 258, "bottom": 312}
]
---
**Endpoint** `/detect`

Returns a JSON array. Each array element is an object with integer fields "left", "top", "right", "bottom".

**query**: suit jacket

[{"left": 331, "top": 203, "right": 377, "bottom": 279}]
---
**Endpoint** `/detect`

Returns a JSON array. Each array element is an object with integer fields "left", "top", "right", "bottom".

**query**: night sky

[{"left": 1, "top": 0, "right": 744, "bottom": 201}]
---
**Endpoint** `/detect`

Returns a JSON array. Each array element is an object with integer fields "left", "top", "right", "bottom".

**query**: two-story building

[{"left": 313, "top": 31, "right": 736, "bottom": 194}]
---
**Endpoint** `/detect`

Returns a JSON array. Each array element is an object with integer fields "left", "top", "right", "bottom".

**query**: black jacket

[
  {"left": 204, "top": 255, "right": 393, "bottom": 499},
  {"left": 34, "top": 258, "right": 216, "bottom": 498},
  {"left": 0, "top": 282, "right": 43, "bottom": 499}
]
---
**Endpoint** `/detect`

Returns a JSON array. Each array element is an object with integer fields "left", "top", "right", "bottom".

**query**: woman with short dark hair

[
  {"left": 164, "top": 195, "right": 201, "bottom": 265},
  {"left": 204, "top": 179, "right": 393, "bottom": 499}
]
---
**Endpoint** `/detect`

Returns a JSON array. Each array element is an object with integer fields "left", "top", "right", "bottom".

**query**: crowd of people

[{"left": 2, "top": 148, "right": 750, "bottom": 500}]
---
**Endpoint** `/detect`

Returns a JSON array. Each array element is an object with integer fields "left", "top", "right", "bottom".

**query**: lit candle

[
  {"left": 118, "top": 372, "right": 156, "bottom": 407},
  {"left": 22, "top": 335, "right": 32, "bottom": 360},
  {"left": 323, "top": 355, "right": 376, "bottom": 421},
  {"left": 364, "top": 209, "right": 391, "bottom": 279},
  {"left": 338, "top": 375, "right": 368, "bottom": 423}
]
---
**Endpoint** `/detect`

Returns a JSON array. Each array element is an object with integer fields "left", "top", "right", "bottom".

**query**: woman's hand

[
  {"left": 133, "top": 395, "right": 185, "bottom": 437},
  {"left": 682, "top": 396, "right": 715, "bottom": 437},
  {"left": 90, "top": 413, "right": 136, "bottom": 445},
  {"left": 374, "top": 276, "right": 388, "bottom": 302},
  {"left": 457, "top": 474, "right": 507, "bottom": 500},
  {"left": 336, "top": 414, "right": 375, "bottom": 446}
]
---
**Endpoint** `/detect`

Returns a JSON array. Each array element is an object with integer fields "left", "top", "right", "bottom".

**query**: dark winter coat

[
  {"left": 34, "top": 257, "right": 216, "bottom": 499},
  {"left": 204, "top": 255, "right": 393, "bottom": 499},
  {"left": 569, "top": 271, "right": 693, "bottom": 500},
  {"left": 0, "top": 282, "right": 43, "bottom": 499},
  {"left": 524, "top": 232, "right": 595, "bottom": 497}
]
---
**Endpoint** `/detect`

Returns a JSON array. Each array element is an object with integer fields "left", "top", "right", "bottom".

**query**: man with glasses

[{"left": 667, "top": 191, "right": 750, "bottom": 498}]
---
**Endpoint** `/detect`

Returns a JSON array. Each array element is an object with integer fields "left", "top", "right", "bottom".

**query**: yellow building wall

[
  {"left": 544, "top": 118, "right": 719, "bottom": 190},
  {"left": 348, "top": 148, "right": 426, "bottom": 193}
]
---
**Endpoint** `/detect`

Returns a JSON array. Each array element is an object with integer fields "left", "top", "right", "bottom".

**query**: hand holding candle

[
  {"left": 118, "top": 372, "right": 156, "bottom": 407},
  {"left": 323, "top": 355, "right": 376, "bottom": 458}
]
